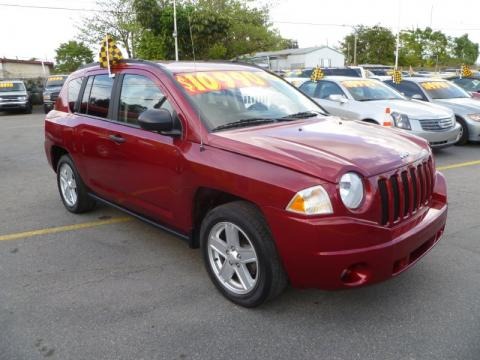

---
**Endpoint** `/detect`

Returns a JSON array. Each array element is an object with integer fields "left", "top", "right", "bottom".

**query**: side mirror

[
  {"left": 328, "top": 94, "right": 348, "bottom": 104},
  {"left": 138, "top": 109, "right": 181, "bottom": 136}
]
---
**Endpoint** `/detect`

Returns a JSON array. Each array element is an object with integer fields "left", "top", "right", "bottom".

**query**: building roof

[
  {"left": 251, "top": 46, "right": 344, "bottom": 58},
  {"left": 0, "top": 58, "right": 54, "bottom": 66}
]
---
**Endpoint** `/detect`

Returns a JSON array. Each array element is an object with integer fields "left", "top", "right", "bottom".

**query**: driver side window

[
  {"left": 317, "top": 81, "right": 345, "bottom": 99},
  {"left": 118, "top": 74, "right": 173, "bottom": 125}
]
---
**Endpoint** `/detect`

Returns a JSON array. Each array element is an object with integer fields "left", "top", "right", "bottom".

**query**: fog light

[{"left": 340, "top": 263, "right": 370, "bottom": 286}]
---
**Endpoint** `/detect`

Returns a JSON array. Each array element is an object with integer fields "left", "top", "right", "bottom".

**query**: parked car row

[
  {"left": 0, "top": 75, "right": 68, "bottom": 114},
  {"left": 284, "top": 70, "right": 480, "bottom": 148}
]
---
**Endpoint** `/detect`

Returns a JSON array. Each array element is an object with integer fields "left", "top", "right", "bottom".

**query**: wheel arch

[
  {"left": 361, "top": 118, "right": 379, "bottom": 124},
  {"left": 51, "top": 145, "right": 69, "bottom": 172},
  {"left": 190, "top": 187, "right": 257, "bottom": 248}
]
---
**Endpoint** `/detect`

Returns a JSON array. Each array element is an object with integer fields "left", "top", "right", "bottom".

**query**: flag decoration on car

[
  {"left": 310, "top": 66, "right": 324, "bottom": 82},
  {"left": 461, "top": 64, "right": 473, "bottom": 78},
  {"left": 392, "top": 69, "right": 402, "bottom": 84},
  {"left": 99, "top": 34, "right": 123, "bottom": 76}
]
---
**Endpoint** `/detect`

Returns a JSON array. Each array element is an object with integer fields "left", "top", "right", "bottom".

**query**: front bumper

[
  {"left": 465, "top": 118, "right": 480, "bottom": 142},
  {"left": 0, "top": 101, "right": 29, "bottom": 110},
  {"left": 409, "top": 123, "right": 461, "bottom": 148},
  {"left": 263, "top": 171, "right": 448, "bottom": 289}
]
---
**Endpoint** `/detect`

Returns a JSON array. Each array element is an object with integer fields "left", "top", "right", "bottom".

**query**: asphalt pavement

[{"left": 0, "top": 107, "right": 479, "bottom": 360}]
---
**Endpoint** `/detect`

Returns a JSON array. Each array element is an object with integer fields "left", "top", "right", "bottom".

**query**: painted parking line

[
  {"left": 0, "top": 217, "right": 132, "bottom": 242},
  {"left": 437, "top": 160, "right": 480, "bottom": 171}
]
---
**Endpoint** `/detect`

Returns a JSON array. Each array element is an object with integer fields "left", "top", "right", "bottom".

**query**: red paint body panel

[{"left": 44, "top": 61, "right": 448, "bottom": 290}]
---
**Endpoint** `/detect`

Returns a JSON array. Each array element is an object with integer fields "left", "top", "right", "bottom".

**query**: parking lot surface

[{"left": 1, "top": 108, "right": 479, "bottom": 360}]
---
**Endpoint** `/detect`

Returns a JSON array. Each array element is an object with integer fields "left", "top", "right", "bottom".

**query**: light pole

[
  {"left": 353, "top": 33, "right": 358, "bottom": 66},
  {"left": 173, "top": 0, "right": 179, "bottom": 61}
]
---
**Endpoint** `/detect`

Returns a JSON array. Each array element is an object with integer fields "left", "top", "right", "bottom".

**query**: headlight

[
  {"left": 17, "top": 96, "right": 27, "bottom": 101},
  {"left": 467, "top": 113, "right": 480, "bottom": 122},
  {"left": 286, "top": 185, "right": 333, "bottom": 215},
  {"left": 339, "top": 172, "right": 364, "bottom": 209},
  {"left": 391, "top": 112, "right": 411, "bottom": 130},
  {"left": 43, "top": 93, "right": 51, "bottom": 101}
]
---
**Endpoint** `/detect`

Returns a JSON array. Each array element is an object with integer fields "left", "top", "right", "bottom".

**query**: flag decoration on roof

[
  {"left": 461, "top": 64, "right": 473, "bottom": 78},
  {"left": 310, "top": 66, "right": 324, "bottom": 82},
  {"left": 99, "top": 34, "right": 123, "bottom": 70},
  {"left": 392, "top": 69, "right": 402, "bottom": 84}
]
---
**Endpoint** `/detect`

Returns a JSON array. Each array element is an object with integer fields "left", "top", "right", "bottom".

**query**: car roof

[
  {"left": 391, "top": 77, "right": 449, "bottom": 83},
  {"left": 305, "top": 76, "right": 378, "bottom": 82},
  {"left": 157, "top": 61, "right": 262, "bottom": 73}
]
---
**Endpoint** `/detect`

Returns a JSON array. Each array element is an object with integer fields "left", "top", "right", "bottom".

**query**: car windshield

[
  {"left": 453, "top": 78, "right": 480, "bottom": 92},
  {"left": 0, "top": 82, "right": 25, "bottom": 92},
  {"left": 45, "top": 76, "right": 67, "bottom": 88},
  {"left": 420, "top": 81, "right": 469, "bottom": 99},
  {"left": 174, "top": 69, "right": 325, "bottom": 131},
  {"left": 341, "top": 79, "right": 404, "bottom": 101}
]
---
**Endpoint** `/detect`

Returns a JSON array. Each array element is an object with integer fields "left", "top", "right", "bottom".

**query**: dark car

[
  {"left": 446, "top": 76, "right": 480, "bottom": 98},
  {"left": 43, "top": 75, "right": 68, "bottom": 113},
  {"left": 44, "top": 60, "right": 447, "bottom": 307}
]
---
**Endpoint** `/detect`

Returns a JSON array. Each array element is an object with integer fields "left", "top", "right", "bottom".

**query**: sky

[{"left": 0, "top": 0, "right": 479, "bottom": 63}]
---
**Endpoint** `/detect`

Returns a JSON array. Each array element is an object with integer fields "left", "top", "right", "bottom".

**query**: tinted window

[
  {"left": 419, "top": 81, "right": 469, "bottom": 99},
  {"left": 317, "top": 81, "right": 345, "bottom": 99},
  {"left": 452, "top": 78, "right": 480, "bottom": 92},
  {"left": 323, "top": 68, "right": 360, "bottom": 77},
  {"left": 299, "top": 81, "right": 318, "bottom": 97},
  {"left": 385, "top": 80, "right": 426, "bottom": 100},
  {"left": 67, "top": 78, "right": 82, "bottom": 113},
  {"left": 118, "top": 74, "right": 172, "bottom": 125},
  {"left": 80, "top": 77, "right": 94, "bottom": 114},
  {"left": 80, "top": 75, "right": 113, "bottom": 118},
  {"left": 341, "top": 80, "right": 402, "bottom": 101}
]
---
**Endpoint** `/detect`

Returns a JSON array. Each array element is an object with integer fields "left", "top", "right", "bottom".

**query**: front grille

[
  {"left": 378, "top": 157, "right": 434, "bottom": 225},
  {"left": 418, "top": 117, "right": 454, "bottom": 131},
  {"left": 0, "top": 95, "right": 22, "bottom": 102}
]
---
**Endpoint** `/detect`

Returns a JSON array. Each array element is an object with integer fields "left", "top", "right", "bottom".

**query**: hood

[
  {"left": 208, "top": 116, "right": 430, "bottom": 183},
  {"left": 434, "top": 97, "right": 480, "bottom": 114},
  {"left": 363, "top": 99, "right": 453, "bottom": 119}
]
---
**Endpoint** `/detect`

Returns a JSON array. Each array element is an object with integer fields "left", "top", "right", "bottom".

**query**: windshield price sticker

[
  {"left": 48, "top": 76, "right": 64, "bottom": 81},
  {"left": 421, "top": 82, "right": 449, "bottom": 90},
  {"left": 176, "top": 71, "right": 268, "bottom": 94},
  {"left": 0, "top": 82, "right": 14, "bottom": 88},
  {"left": 342, "top": 80, "right": 378, "bottom": 88}
]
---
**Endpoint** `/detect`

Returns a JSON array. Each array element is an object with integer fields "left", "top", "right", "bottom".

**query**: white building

[
  {"left": 0, "top": 58, "right": 54, "bottom": 79},
  {"left": 249, "top": 46, "right": 345, "bottom": 71}
]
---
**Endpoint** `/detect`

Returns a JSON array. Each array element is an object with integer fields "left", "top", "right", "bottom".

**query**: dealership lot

[{"left": 0, "top": 108, "right": 479, "bottom": 360}]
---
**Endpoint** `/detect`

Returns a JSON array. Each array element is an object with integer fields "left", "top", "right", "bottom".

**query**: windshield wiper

[
  {"left": 211, "top": 118, "right": 278, "bottom": 132},
  {"left": 280, "top": 111, "right": 321, "bottom": 119}
]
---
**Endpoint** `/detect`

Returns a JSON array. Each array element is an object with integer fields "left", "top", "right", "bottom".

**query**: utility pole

[
  {"left": 394, "top": 0, "right": 401, "bottom": 70},
  {"left": 173, "top": 0, "right": 179, "bottom": 61},
  {"left": 353, "top": 34, "right": 358, "bottom": 66}
]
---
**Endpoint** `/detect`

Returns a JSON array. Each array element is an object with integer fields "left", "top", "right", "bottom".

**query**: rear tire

[
  {"left": 56, "top": 155, "right": 96, "bottom": 213},
  {"left": 200, "top": 201, "right": 288, "bottom": 307},
  {"left": 455, "top": 117, "right": 469, "bottom": 146},
  {"left": 24, "top": 103, "right": 32, "bottom": 114}
]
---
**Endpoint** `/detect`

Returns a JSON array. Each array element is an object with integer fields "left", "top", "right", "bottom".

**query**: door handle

[{"left": 108, "top": 134, "right": 126, "bottom": 144}]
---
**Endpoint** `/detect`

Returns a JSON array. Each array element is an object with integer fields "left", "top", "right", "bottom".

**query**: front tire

[
  {"left": 455, "top": 117, "right": 469, "bottom": 146},
  {"left": 56, "top": 155, "right": 96, "bottom": 213},
  {"left": 200, "top": 201, "right": 287, "bottom": 307}
]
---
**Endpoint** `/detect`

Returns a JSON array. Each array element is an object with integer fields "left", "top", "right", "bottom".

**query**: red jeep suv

[{"left": 45, "top": 60, "right": 448, "bottom": 307}]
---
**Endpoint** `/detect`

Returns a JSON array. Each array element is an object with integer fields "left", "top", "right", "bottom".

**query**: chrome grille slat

[{"left": 418, "top": 117, "right": 454, "bottom": 131}]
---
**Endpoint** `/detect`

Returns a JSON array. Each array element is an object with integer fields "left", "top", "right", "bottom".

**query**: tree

[
  {"left": 54, "top": 41, "right": 94, "bottom": 73},
  {"left": 452, "top": 34, "right": 479, "bottom": 65},
  {"left": 399, "top": 27, "right": 449, "bottom": 67},
  {"left": 341, "top": 25, "right": 396, "bottom": 65},
  {"left": 77, "top": 0, "right": 140, "bottom": 58},
  {"left": 133, "top": 0, "right": 295, "bottom": 60}
]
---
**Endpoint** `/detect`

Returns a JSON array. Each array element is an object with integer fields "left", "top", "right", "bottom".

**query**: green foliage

[
  {"left": 341, "top": 25, "right": 396, "bottom": 65},
  {"left": 54, "top": 41, "right": 94, "bottom": 73},
  {"left": 133, "top": 0, "right": 295, "bottom": 60},
  {"left": 342, "top": 25, "right": 479, "bottom": 67},
  {"left": 452, "top": 34, "right": 479, "bottom": 65}
]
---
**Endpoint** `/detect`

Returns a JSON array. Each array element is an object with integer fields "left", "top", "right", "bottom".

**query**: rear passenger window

[
  {"left": 80, "top": 75, "right": 113, "bottom": 118},
  {"left": 67, "top": 77, "right": 82, "bottom": 113},
  {"left": 118, "top": 74, "right": 171, "bottom": 125}
]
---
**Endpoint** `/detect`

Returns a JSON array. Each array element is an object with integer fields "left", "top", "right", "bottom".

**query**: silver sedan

[
  {"left": 299, "top": 77, "right": 461, "bottom": 148},
  {"left": 384, "top": 77, "right": 480, "bottom": 145}
]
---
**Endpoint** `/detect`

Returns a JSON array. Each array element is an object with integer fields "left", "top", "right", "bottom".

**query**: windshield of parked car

[
  {"left": 0, "top": 82, "right": 25, "bottom": 92},
  {"left": 341, "top": 79, "right": 404, "bottom": 101},
  {"left": 45, "top": 76, "right": 67, "bottom": 88},
  {"left": 419, "top": 81, "right": 470, "bottom": 99},
  {"left": 174, "top": 70, "right": 326, "bottom": 131},
  {"left": 452, "top": 78, "right": 480, "bottom": 92}
]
